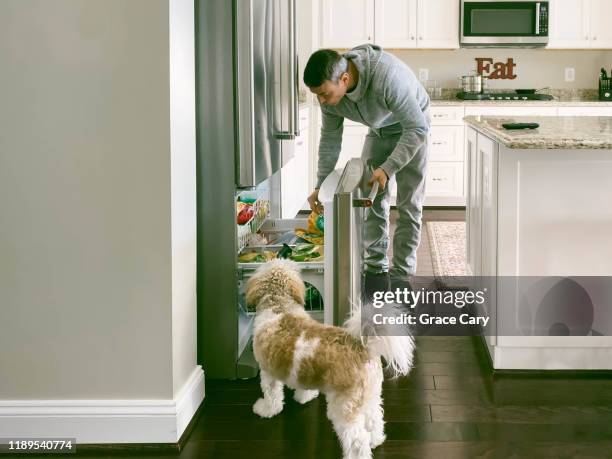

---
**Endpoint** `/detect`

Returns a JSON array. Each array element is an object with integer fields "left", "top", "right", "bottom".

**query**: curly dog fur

[{"left": 246, "top": 259, "right": 414, "bottom": 459}]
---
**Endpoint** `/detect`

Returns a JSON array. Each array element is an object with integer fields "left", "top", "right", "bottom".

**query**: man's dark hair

[{"left": 303, "top": 49, "right": 348, "bottom": 88}]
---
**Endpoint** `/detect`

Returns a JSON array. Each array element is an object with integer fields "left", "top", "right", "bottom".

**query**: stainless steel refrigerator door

[
  {"left": 332, "top": 158, "right": 378, "bottom": 326},
  {"left": 235, "top": 0, "right": 299, "bottom": 188}
]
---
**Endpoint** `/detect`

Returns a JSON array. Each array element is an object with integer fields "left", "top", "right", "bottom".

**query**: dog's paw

[
  {"left": 293, "top": 389, "right": 319, "bottom": 405},
  {"left": 252, "top": 398, "right": 283, "bottom": 418},
  {"left": 370, "top": 432, "right": 386, "bottom": 449},
  {"left": 347, "top": 442, "right": 373, "bottom": 459}
]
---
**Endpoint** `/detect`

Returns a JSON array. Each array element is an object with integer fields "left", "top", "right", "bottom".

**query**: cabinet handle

[
  {"left": 297, "top": 141, "right": 304, "bottom": 146},
  {"left": 419, "top": 36, "right": 423, "bottom": 40},
  {"left": 411, "top": 36, "right": 415, "bottom": 40},
  {"left": 593, "top": 36, "right": 598, "bottom": 40},
  {"left": 586, "top": 35, "right": 589, "bottom": 40},
  {"left": 432, "top": 141, "right": 446, "bottom": 145},
  {"left": 432, "top": 177, "right": 446, "bottom": 182},
  {"left": 433, "top": 114, "right": 446, "bottom": 118}
]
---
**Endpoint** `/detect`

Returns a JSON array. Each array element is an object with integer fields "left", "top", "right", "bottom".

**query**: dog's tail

[{"left": 344, "top": 309, "right": 414, "bottom": 378}]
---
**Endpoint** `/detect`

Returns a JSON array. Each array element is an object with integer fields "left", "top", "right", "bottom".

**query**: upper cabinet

[
  {"left": 374, "top": 0, "right": 418, "bottom": 48},
  {"left": 319, "top": 0, "right": 612, "bottom": 50},
  {"left": 321, "top": 0, "right": 459, "bottom": 49},
  {"left": 590, "top": 0, "right": 612, "bottom": 48},
  {"left": 548, "top": 0, "right": 612, "bottom": 49},
  {"left": 416, "top": 0, "right": 460, "bottom": 48},
  {"left": 320, "top": 0, "right": 375, "bottom": 49}
]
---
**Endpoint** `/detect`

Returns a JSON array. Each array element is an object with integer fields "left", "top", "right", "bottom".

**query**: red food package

[{"left": 237, "top": 205, "right": 254, "bottom": 225}]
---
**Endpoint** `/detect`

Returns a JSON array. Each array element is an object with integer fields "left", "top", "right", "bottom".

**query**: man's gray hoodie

[{"left": 316, "top": 44, "right": 430, "bottom": 188}]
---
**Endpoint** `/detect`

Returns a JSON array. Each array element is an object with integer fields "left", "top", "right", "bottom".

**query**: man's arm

[
  {"left": 379, "top": 72, "right": 430, "bottom": 179},
  {"left": 315, "top": 108, "right": 344, "bottom": 188}
]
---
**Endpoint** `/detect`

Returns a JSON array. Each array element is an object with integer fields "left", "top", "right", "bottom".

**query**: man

[{"left": 304, "top": 44, "right": 430, "bottom": 290}]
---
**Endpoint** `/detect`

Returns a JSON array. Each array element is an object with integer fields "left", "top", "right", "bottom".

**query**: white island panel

[
  {"left": 465, "top": 116, "right": 612, "bottom": 370},
  {"left": 499, "top": 151, "right": 612, "bottom": 277}
]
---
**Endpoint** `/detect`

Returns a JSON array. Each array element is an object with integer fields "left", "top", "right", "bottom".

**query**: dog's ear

[
  {"left": 245, "top": 273, "right": 264, "bottom": 308},
  {"left": 287, "top": 270, "right": 306, "bottom": 305}
]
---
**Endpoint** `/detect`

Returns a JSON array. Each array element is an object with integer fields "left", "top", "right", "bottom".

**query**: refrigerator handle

[
  {"left": 353, "top": 182, "right": 379, "bottom": 208},
  {"left": 235, "top": 0, "right": 256, "bottom": 186},
  {"left": 275, "top": 0, "right": 298, "bottom": 140},
  {"left": 292, "top": 0, "right": 300, "bottom": 137},
  {"left": 294, "top": 52, "right": 300, "bottom": 136}
]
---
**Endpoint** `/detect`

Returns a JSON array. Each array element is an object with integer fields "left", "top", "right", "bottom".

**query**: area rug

[{"left": 426, "top": 221, "right": 472, "bottom": 290}]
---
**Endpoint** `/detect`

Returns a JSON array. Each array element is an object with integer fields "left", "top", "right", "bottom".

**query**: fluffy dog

[{"left": 246, "top": 259, "right": 414, "bottom": 459}]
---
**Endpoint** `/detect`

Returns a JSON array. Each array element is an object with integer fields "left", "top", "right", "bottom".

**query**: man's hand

[
  {"left": 368, "top": 168, "right": 389, "bottom": 190},
  {"left": 308, "top": 188, "right": 324, "bottom": 214}
]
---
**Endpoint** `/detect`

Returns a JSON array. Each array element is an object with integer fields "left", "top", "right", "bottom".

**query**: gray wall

[{"left": 0, "top": 0, "right": 196, "bottom": 400}]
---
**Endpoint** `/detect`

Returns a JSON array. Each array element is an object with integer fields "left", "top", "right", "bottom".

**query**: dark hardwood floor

[{"left": 72, "top": 209, "right": 612, "bottom": 458}]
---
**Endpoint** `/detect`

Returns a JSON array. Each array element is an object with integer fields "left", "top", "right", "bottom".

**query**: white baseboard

[
  {"left": 493, "top": 347, "right": 612, "bottom": 370},
  {"left": 0, "top": 366, "right": 205, "bottom": 444}
]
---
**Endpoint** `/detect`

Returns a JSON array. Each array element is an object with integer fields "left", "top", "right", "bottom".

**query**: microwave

[{"left": 461, "top": 1, "right": 549, "bottom": 47}]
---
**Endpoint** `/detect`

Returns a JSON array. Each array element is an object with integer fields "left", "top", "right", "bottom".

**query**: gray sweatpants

[{"left": 361, "top": 126, "right": 428, "bottom": 278}]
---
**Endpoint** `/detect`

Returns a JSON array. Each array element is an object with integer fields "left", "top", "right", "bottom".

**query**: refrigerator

[{"left": 196, "top": 0, "right": 373, "bottom": 379}]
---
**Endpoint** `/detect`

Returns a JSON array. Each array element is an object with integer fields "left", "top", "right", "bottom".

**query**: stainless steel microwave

[{"left": 461, "top": 0, "right": 549, "bottom": 47}]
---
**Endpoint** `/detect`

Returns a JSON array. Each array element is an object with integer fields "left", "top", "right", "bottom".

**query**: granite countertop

[
  {"left": 464, "top": 116, "right": 612, "bottom": 149},
  {"left": 431, "top": 99, "right": 612, "bottom": 107},
  {"left": 430, "top": 88, "right": 612, "bottom": 106}
]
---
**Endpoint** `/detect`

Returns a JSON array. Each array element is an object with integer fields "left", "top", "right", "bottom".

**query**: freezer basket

[
  {"left": 236, "top": 189, "right": 270, "bottom": 253},
  {"left": 238, "top": 266, "right": 325, "bottom": 316}
]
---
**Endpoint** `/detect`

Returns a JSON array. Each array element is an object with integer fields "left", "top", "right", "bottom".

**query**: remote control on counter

[{"left": 502, "top": 122, "right": 540, "bottom": 130}]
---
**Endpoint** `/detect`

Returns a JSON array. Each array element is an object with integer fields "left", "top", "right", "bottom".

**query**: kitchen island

[{"left": 464, "top": 116, "right": 612, "bottom": 370}]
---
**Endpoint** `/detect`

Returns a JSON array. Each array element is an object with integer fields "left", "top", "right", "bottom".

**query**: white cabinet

[
  {"left": 465, "top": 106, "right": 558, "bottom": 117},
  {"left": 281, "top": 107, "right": 310, "bottom": 218},
  {"left": 429, "top": 125, "right": 464, "bottom": 162},
  {"left": 416, "top": 0, "right": 460, "bottom": 49},
  {"left": 558, "top": 106, "right": 612, "bottom": 116},
  {"left": 548, "top": 0, "right": 612, "bottom": 49},
  {"left": 430, "top": 106, "right": 465, "bottom": 125},
  {"left": 375, "top": 0, "right": 418, "bottom": 48},
  {"left": 465, "top": 127, "right": 479, "bottom": 276},
  {"left": 426, "top": 162, "right": 464, "bottom": 197},
  {"left": 479, "top": 133, "right": 498, "bottom": 279},
  {"left": 425, "top": 127, "right": 465, "bottom": 205},
  {"left": 424, "top": 106, "right": 466, "bottom": 207},
  {"left": 548, "top": 0, "right": 590, "bottom": 49},
  {"left": 590, "top": 0, "right": 612, "bottom": 48},
  {"left": 320, "top": 0, "right": 459, "bottom": 49},
  {"left": 466, "top": 128, "right": 498, "bottom": 352},
  {"left": 320, "top": 0, "right": 374, "bottom": 49},
  {"left": 281, "top": 152, "right": 296, "bottom": 218},
  {"left": 313, "top": 119, "right": 368, "bottom": 179},
  {"left": 335, "top": 123, "right": 369, "bottom": 171},
  {"left": 295, "top": 128, "right": 309, "bottom": 209}
]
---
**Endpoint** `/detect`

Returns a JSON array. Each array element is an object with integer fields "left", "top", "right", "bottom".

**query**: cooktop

[{"left": 457, "top": 92, "right": 554, "bottom": 101}]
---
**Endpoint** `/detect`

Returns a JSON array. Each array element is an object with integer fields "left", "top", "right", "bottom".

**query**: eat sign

[{"left": 475, "top": 58, "right": 517, "bottom": 80}]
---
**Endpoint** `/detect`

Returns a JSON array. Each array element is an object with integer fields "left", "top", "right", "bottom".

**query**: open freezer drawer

[
  {"left": 237, "top": 217, "right": 325, "bottom": 361},
  {"left": 320, "top": 158, "right": 377, "bottom": 326},
  {"left": 235, "top": 158, "right": 374, "bottom": 375}
]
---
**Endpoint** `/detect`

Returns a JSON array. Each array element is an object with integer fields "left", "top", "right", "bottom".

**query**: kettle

[{"left": 459, "top": 73, "right": 487, "bottom": 94}]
